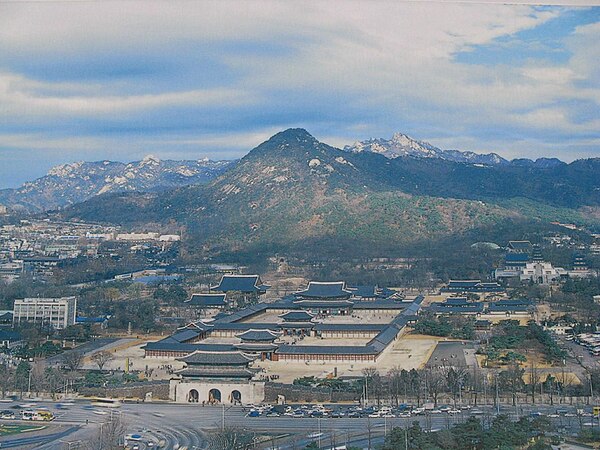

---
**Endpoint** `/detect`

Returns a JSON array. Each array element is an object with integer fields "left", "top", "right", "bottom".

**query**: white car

[{"left": 448, "top": 409, "right": 461, "bottom": 414}]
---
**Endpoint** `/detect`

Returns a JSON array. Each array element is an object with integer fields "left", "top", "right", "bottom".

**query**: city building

[{"left": 12, "top": 296, "right": 77, "bottom": 330}]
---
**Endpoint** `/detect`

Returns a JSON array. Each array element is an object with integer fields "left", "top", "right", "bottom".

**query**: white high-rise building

[{"left": 12, "top": 297, "right": 77, "bottom": 330}]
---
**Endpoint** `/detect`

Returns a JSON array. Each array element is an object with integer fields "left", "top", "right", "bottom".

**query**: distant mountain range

[
  {"left": 344, "top": 133, "right": 565, "bottom": 168},
  {"left": 0, "top": 156, "right": 233, "bottom": 212},
  {"left": 0, "top": 131, "right": 576, "bottom": 214},
  {"left": 58, "top": 129, "right": 600, "bottom": 259}
]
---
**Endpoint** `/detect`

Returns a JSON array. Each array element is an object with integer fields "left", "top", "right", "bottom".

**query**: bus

[
  {"left": 91, "top": 397, "right": 122, "bottom": 408},
  {"left": 21, "top": 409, "right": 54, "bottom": 421}
]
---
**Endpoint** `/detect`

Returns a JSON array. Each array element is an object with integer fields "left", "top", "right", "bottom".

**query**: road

[
  {"left": 46, "top": 338, "right": 120, "bottom": 366},
  {"left": 0, "top": 400, "right": 598, "bottom": 449}
]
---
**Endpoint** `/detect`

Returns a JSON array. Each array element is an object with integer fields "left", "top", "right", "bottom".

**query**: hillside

[
  {"left": 59, "top": 129, "right": 600, "bottom": 258},
  {"left": 0, "top": 156, "right": 233, "bottom": 212}
]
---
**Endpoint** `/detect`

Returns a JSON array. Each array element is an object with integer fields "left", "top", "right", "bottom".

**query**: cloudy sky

[{"left": 0, "top": 1, "right": 599, "bottom": 187}]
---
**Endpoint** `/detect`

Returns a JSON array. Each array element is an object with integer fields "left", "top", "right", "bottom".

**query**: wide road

[{"left": 0, "top": 400, "right": 597, "bottom": 449}]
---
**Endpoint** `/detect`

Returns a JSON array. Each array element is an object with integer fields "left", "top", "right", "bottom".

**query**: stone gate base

[{"left": 170, "top": 379, "right": 265, "bottom": 405}]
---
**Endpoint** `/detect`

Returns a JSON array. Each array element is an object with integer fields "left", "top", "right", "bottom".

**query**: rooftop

[
  {"left": 211, "top": 274, "right": 270, "bottom": 293},
  {"left": 294, "top": 281, "right": 353, "bottom": 299},
  {"left": 178, "top": 350, "right": 255, "bottom": 366},
  {"left": 186, "top": 293, "right": 227, "bottom": 307},
  {"left": 236, "top": 329, "right": 281, "bottom": 342}
]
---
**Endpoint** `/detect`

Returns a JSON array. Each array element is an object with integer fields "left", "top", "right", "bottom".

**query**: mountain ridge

[
  {"left": 344, "top": 132, "right": 566, "bottom": 168},
  {"left": 58, "top": 129, "right": 600, "bottom": 259},
  {"left": 0, "top": 156, "right": 233, "bottom": 212}
]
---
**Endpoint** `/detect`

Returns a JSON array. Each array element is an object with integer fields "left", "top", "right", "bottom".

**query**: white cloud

[
  {"left": 0, "top": 1, "right": 598, "bottom": 164},
  {"left": 0, "top": 72, "right": 254, "bottom": 117}
]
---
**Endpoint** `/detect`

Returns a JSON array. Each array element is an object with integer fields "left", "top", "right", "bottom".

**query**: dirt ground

[
  {"left": 242, "top": 309, "right": 398, "bottom": 325},
  {"left": 253, "top": 334, "right": 440, "bottom": 383},
  {"left": 85, "top": 340, "right": 185, "bottom": 380}
]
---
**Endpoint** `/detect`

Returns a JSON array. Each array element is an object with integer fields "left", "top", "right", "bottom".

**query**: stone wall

[
  {"left": 264, "top": 382, "right": 360, "bottom": 403},
  {"left": 171, "top": 380, "right": 265, "bottom": 404},
  {"left": 79, "top": 382, "right": 170, "bottom": 400}
]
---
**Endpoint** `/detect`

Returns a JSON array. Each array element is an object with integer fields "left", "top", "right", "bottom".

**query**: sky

[{"left": 0, "top": 1, "right": 599, "bottom": 188}]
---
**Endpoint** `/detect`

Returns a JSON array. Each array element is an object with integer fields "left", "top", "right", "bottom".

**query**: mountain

[
  {"left": 59, "top": 129, "right": 600, "bottom": 258},
  {"left": 0, "top": 156, "right": 234, "bottom": 212},
  {"left": 344, "top": 132, "right": 509, "bottom": 166}
]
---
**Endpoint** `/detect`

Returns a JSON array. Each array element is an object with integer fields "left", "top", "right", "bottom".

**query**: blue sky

[{"left": 0, "top": 1, "right": 599, "bottom": 187}]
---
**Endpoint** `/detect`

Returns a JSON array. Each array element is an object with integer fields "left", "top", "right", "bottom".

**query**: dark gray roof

[
  {"left": 181, "top": 321, "right": 214, "bottom": 332},
  {"left": 213, "top": 322, "right": 278, "bottom": 331},
  {"left": 443, "top": 281, "right": 503, "bottom": 292},
  {"left": 294, "top": 281, "right": 353, "bottom": 299},
  {"left": 314, "top": 323, "right": 385, "bottom": 332},
  {"left": 505, "top": 253, "right": 530, "bottom": 263},
  {"left": 170, "top": 329, "right": 201, "bottom": 343},
  {"left": 213, "top": 303, "right": 270, "bottom": 324},
  {"left": 279, "top": 322, "right": 315, "bottom": 329},
  {"left": 211, "top": 275, "right": 270, "bottom": 293},
  {"left": 143, "top": 341, "right": 235, "bottom": 353},
  {"left": 294, "top": 300, "right": 354, "bottom": 308},
  {"left": 276, "top": 345, "right": 378, "bottom": 355},
  {"left": 0, "top": 330, "right": 22, "bottom": 341},
  {"left": 352, "top": 301, "right": 406, "bottom": 310},
  {"left": 447, "top": 280, "right": 481, "bottom": 288},
  {"left": 430, "top": 303, "right": 484, "bottom": 314},
  {"left": 508, "top": 240, "right": 532, "bottom": 250},
  {"left": 178, "top": 351, "right": 255, "bottom": 365},
  {"left": 236, "top": 329, "right": 280, "bottom": 342},
  {"left": 487, "top": 299, "right": 532, "bottom": 312},
  {"left": 234, "top": 342, "right": 279, "bottom": 351},
  {"left": 177, "top": 367, "right": 256, "bottom": 378},
  {"left": 279, "top": 311, "right": 314, "bottom": 321},
  {"left": 187, "top": 293, "right": 227, "bottom": 307},
  {"left": 349, "top": 285, "right": 378, "bottom": 298}
]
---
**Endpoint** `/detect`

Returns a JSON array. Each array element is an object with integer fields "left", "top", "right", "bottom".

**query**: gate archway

[
  {"left": 187, "top": 389, "right": 199, "bottom": 403},
  {"left": 231, "top": 390, "right": 242, "bottom": 404},
  {"left": 208, "top": 388, "right": 222, "bottom": 403}
]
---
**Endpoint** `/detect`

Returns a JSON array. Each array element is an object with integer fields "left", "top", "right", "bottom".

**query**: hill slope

[{"left": 60, "top": 129, "right": 600, "bottom": 258}]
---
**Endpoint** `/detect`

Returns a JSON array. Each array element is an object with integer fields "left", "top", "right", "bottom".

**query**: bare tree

[
  {"left": 424, "top": 368, "right": 446, "bottom": 407},
  {"left": 87, "top": 415, "right": 127, "bottom": 450},
  {"left": 91, "top": 351, "right": 114, "bottom": 371},
  {"left": 499, "top": 363, "right": 525, "bottom": 407},
  {"left": 0, "top": 363, "right": 13, "bottom": 399},
  {"left": 529, "top": 360, "right": 540, "bottom": 404},
  {"left": 206, "top": 426, "right": 255, "bottom": 450},
  {"left": 61, "top": 350, "right": 84, "bottom": 372},
  {"left": 44, "top": 367, "right": 65, "bottom": 400}
]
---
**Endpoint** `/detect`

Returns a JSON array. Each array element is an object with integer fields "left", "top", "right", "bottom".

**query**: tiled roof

[
  {"left": 279, "top": 311, "right": 314, "bottom": 321},
  {"left": 178, "top": 350, "right": 255, "bottom": 365},
  {"left": 236, "top": 329, "right": 280, "bottom": 342},
  {"left": 276, "top": 345, "right": 378, "bottom": 355},
  {"left": 294, "top": 281, "right": 353, "bottom": 299},
  {"left": 187, "top": 293, "right": 227, "bottom": 307},
  {"left": 211, "top": 275, "right": 270, "bottom": 293},
  {"left": 170, "top": 329, "right": 201, "bottom": 343},
  {"left": 176, "top": 367, "right": 256, "bottom": 378}
]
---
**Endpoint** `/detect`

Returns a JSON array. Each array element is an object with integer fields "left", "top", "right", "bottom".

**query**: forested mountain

[{"left": 58, "top": 129, "right": 600, "bottom": 258}]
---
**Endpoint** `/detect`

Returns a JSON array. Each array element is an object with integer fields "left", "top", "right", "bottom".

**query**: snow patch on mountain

[
  {"left": 344, "top": 132, "right": 509, "bottom": 166},
  {"left": 0, "top": 157, "right": 234, "bottom": 212}
]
